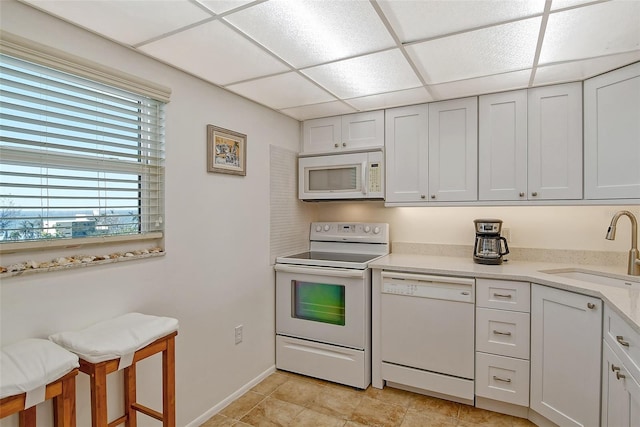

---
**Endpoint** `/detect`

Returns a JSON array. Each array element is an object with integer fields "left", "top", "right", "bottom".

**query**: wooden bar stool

[
  {"left": 49, "top": 313, "right": 179, "bottom": 427},
  {"left": 0, "top": 338, "right": 80, "bottom": 426}
]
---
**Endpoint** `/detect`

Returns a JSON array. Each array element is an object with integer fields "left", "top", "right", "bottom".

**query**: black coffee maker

[{"left": 473, "top": 219, "right": 509, "bottom": 265}]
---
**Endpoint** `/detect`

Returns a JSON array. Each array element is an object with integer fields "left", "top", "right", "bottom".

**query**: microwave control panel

[{"left": 368, "top": 162, "right": 381, "bottom": 193}]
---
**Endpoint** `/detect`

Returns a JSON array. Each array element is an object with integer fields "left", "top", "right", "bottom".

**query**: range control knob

[
  {"left": 364, "top": 226, "right": 371, "bottom": 233},
  {"left": 373, "top": 226, "right": 381, "bottom": 234},
  {"left": 315, "top": 225, "right": 322, "bottom": 232},
  {"left": 323, "top": 224, "right": 330, "bottom": 232}
]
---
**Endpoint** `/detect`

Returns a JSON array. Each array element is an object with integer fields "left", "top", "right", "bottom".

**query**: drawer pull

[
  {"left": 612, "top": 364, "right": 621, "bottom": 372},
  {"left": 493, "top": 376, "right": 512, "bottom": 383},
  {"left": 587, "top": 302, "right": 596, "bottom": 309},
  {"left": 493, "top": 293, "right": 512, "bottom": 298},
  {"left": 493, "top": 330, "right": 512, "bottom": 336},
  {"left": 616, "top": 336, "right": 630, "bottom": 347},
  {"left": 616, "top": 371, "right": 626, "bottom": 380}
]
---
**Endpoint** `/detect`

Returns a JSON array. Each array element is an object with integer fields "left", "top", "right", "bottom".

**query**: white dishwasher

[{"left": 380, "top": 271, "right": 475, "bottom": 404}]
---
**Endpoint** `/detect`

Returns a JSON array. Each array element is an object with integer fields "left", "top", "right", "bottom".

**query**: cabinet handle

[
  {"left": 616, "top": 371, "right": 626, "bottom": 380},
  {"left": 616, "top": 335, "right": 630, "bottom": 347},
  {"left": 531, "top": 192, "right": 538, "bottom": 197},
  {"left": 519, "top": 192, "right": 525, "bottom": 197},
  {"left": 493, "top": 330, "right": 512, "bottom": 336},
  {"left": 493, "top": 293, "right": 512, "bottom": 298},
  {"left": 334, "top": 143, "right": 339, "bottom": 148},
  {"left": 431, "top": 194, "right": 436, "bottom": 199},
  {"left": 421, "top": 194, "right": 426, "bottom": 199},
  {"left": 587, "top": 302, "right": 596, "bottom": 309},
  {"left": 612, "top": 364, "right": 621, "bottom": 372},
  {"left": 342, "top": 142, "right": 347, "bottom": 147},
  {"left": 493, "top": 376, "right": 512, "bottom": 383}
]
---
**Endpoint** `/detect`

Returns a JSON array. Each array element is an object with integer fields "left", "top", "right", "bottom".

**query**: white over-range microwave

[{"left": 298, "top": 150, "right": 384, "bottom": 201}]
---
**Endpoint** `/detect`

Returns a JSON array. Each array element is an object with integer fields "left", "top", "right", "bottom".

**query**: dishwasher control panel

[{"left": 382, "top": 274, "right": 475, "bottom": 303}]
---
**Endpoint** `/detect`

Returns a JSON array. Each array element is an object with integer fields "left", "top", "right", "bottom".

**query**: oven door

[{"left": 275, "top": 264, "right": 369, "bottom": 350}]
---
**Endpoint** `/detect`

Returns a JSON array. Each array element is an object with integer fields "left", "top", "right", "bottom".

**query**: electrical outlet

[{"left": 234, "top": 325, "right": 243, "bottom": 345}]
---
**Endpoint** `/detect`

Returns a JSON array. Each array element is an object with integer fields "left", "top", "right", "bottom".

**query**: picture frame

[{"left": 206, "top": 125, "right": 247, "bottom": 176}]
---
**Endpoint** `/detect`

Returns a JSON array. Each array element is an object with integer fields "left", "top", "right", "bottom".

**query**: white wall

[
  {"left": 0, "top": 2, "right": 300, "bottom": 426},
  {"left": 315, "top": 203, "right": 640, "bottom": 252}
]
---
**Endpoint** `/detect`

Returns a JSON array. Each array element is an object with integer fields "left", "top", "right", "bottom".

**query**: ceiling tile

[
  {"left": 534, "top": 51, "right": 640, "bottom": 85},
  {"left": 280, "top": 102, "right": 357, "bottom": 121},
  {"left": 378, "top": 0, "right": 545, "bottom": 43},
  {"left": 428, "top": 69, "right": 532, "bottom": 100},
  {"left": 225, "top": 72, "right": 337, "bottom": 110},
  {"left": 139, "top": 20, "right": 289, "bottom": 86},
  {"left": 346, "top": 87, "right": 433, "bottom": 111},
  {"left": 550, "top": 0, "right": 605, "bottom": 11},
  {"left": 223, "top": 0, "right": 396, "bottom": 68},
  {"left": 406, "top": 17, "right": 541, "bottom": 84},
  {"left": 301, "top": 49, "right": 422, "bottom": 99},
  {"left": 22, "top": 0, "right": 211, "bottom": 46},
  {"left": 198, "top": 0, "right": 254, "bottom": 14},
  {"left": 540, "top": 1, "right": 640, "bottom": 64}
]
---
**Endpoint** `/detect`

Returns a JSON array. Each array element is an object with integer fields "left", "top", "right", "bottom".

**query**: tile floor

[{"left": 200, "top": 370, "right": 535, "bottom": 427}]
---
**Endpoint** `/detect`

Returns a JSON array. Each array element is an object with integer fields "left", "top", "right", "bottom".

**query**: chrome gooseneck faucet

[{"left": 606, "top": 210, "right": 640, "bottom": 276}]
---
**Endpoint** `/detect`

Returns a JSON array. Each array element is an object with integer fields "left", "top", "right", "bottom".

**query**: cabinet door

[
  {"left": 530, "top": 284, "right": 602, "bottom": 427},
  {"left": 528, "top": 83, "right": 583, "bottom": 200},
  {"left": 479, "top": 90, "right": 528, "bottom": 201},
  {"left": 602, "top": 340, "right": 640, "bottom": 427},
  {"left": 342, "top": 111, "right": 384, "bottom": 151},
  {"left": 584, "top": 62, "right": 640, "bottom": 200},
  {"left": 385, "top": 105, "right": 428, "bottom": 203},
  {"left": 428, "top": 97, "right": 478, "bottom": 202},
  {"left": 302, "top": 116, "right": 342, "bottom": 154}
]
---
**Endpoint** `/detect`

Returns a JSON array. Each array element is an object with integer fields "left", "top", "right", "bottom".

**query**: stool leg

[
  {"left": 162, "top": 336, "right": 176, "bottom": 427},
  {"left": 53, "top": 373, "right": 77, "bottom": 427},
  {"left": 90, "top": 363, "right": 108, "bottom": 427},
  {"left": 18, "top": 406, "right": 36, "bottom": 427},
  {"left": 124, "top": 364, "right": 137, "bottom": 427}
]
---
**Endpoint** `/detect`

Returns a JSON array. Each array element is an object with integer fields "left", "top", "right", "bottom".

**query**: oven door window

[{"left": 293, "top": 281, "right": 345, "bottom": 326}]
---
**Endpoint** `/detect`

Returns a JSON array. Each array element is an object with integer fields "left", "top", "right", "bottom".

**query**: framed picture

[{"left": 207, "top": 125, "right": 247, "bottom": 176}]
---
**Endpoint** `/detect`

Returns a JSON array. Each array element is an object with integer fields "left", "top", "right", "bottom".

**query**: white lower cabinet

[
  {"left": 602, "top": 340, "right": 640, "bottom": 427},
  {"left": 475, "top": 279, "right": 530, "bottom": 415},
  {"left": 602, "top": 305, "right": 640, "bottom": 427},
  {"left": 530, "top": 284, "right": 602, "bottom": 427}
]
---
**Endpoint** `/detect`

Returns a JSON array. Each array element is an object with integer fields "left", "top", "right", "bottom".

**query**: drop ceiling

[{"left": 19, "top": 0, "right": 640, "bottom": 121}]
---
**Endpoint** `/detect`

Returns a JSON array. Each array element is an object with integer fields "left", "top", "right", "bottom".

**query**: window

[{"left": 0, "top": 54, "right": 165, "bottom": 249}]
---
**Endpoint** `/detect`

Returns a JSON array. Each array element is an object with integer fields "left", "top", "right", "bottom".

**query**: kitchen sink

[{"left": 540, "top": 268, "right": 640, "bottom": 290}]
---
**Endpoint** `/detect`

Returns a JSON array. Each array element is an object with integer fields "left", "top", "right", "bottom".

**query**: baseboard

[{"left": 184, "top": 365, "right": 276, "bottom": 427}]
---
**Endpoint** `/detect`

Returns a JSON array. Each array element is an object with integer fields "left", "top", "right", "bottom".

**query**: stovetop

[{"left": 275, "top": 222, "right": 390, "bottom": 270}]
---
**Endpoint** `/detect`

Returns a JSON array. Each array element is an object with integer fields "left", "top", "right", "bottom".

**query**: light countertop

[{"left": 370, "top": 253, "right": 640, "bottom": 334}]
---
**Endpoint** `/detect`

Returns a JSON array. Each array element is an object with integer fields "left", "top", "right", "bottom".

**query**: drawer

[
  {"left": 604, "top": 304, "right": 640, "bottom": 382},
  {"left": 476, "top": 308, "right": 530, "bottom": 359},
  {"left": 476, "top": 279, "right": 530, "bottom": 312},
  {"left": 476, "top": 352, "right": 530, "bottom": 406}
]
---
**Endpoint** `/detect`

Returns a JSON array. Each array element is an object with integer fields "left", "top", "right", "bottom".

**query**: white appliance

[
  {"left": 275, "top": 222, "right": 389, "bottom": 389},
  {"left": 298, "top": 150, "right": 384, "bottom": 200},
  {"left": 379, "top": 272, "right": 475, "bottom": 404}
]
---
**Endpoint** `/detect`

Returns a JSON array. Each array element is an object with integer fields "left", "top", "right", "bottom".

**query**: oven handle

[{"left": 275, "top": 264, "right": 366, "bottom": 278}]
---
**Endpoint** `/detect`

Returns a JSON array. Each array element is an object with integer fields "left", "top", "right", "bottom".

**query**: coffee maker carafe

[{"left": 473, "top": 219, "right": 509, "bottom": 265}]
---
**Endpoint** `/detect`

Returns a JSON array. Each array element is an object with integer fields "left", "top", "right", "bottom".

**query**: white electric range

[{"left": 274, "top": 222, "right": 389, "bottom": 389}]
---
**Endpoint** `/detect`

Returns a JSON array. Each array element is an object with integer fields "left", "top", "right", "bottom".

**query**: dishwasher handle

[{"left": 381, "top": 271, "right": 475, "bottom": 286}]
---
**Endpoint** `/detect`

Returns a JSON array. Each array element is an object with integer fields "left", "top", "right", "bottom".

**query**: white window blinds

[{"left": 0, "top": 53, "right": 165, "bottom": 244}]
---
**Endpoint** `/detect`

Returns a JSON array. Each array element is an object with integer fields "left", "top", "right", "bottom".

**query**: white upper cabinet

[
  {"left": 584, "top": 62, "right": 640, "bottom": 200},
  {"left": 478, "top": 90, "right": 528, "bottom": 201},
  {"left": 527, "top": 83, "right": 583, "bottom": 200},
  {"left": 384, "top": 104, "right": 428, "bottom": 203},
  {"left": 428, "top": 97, "right": 478, "bottom": 202},
  {"left": 301, "top": 111, "right": 384, "bottom": 155}
]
